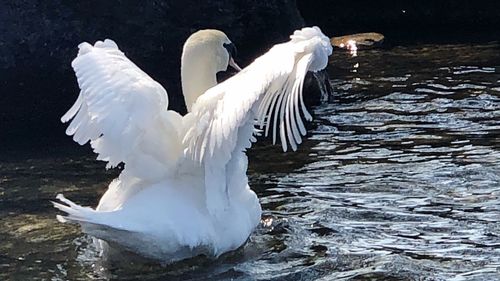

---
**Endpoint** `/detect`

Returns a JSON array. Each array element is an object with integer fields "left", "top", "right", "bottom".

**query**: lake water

[{"left": 1, "top": 43, "right": 500, "bottom": 280}]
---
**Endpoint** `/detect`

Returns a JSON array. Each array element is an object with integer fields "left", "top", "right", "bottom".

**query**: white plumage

[{"left": 53, "top": 26, "right": 332, "bottom": 261}]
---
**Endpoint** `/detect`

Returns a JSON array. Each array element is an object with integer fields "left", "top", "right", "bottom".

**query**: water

[{"left": 1, "top": 43, "right": 500, "bottom": 280}]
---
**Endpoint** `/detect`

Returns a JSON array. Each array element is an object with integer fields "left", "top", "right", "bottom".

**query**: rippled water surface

[{"left": 1, "top": 43, "right": 500, "bottom": 280}]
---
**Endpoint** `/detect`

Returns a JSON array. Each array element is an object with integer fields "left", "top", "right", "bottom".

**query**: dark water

[{"left": 1, "top": 43, "right": 500, "bottom": 280}]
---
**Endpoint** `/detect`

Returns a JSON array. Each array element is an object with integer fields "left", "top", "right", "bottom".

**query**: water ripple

[
  {"left": 1, "top": 43, "right": 500, "bottom": 280},
  {"left": 255, "top": 43, "right": 500, "bottom": 280}
]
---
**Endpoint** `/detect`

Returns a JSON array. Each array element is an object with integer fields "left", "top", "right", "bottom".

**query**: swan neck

[{"left": 181, "top": 55, "right": 218, "bottom": 113}]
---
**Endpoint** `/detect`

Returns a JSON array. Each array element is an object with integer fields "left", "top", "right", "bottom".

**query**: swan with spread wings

[{"left": 53, "top": 26, "right": 332, "bottom": 261}]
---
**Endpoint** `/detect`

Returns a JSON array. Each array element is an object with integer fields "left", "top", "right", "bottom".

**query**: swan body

[{"left": 53, "top": 26, "right": 332, "bottom": 261}]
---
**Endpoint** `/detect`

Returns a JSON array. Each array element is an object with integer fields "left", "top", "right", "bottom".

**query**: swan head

[
  {"left": 181, "top": 29, "right": 241, "bottom": 112},
  {"left": 182, "top": 29, "right": 241, "bottom": 74}
]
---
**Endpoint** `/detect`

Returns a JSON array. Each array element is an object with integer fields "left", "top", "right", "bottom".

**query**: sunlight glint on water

[{"left": 1, "top": 43, "right": 500, "bottom": 280}]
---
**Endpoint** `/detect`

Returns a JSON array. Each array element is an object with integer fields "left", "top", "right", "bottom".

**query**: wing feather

[
  {"left": 63, "top": 39, "right": 182, "bottom": 180},
  {"left": 184, "top": 26, "right": 332, "bottom": 165}
]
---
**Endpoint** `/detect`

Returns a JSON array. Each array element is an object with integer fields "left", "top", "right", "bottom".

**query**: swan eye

[{"left": 223, "top": 42, "right": 237, "bottom": 60}]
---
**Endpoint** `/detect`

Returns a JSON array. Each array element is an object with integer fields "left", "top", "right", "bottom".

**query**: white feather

[
  {"left": 55, "top": 27, "right": 332, "bottom": 262},
  {"left": 63, "top": 39, "right": 182, "bottom": 180},
  {"left": 184, "top": 26, "right": 332, "bottom": 163},
  {"left": 183, "top": 27, "right": 332, "bottom": 218}
]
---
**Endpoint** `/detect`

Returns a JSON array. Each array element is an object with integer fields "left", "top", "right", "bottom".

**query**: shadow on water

[{"left": 1, "top": 42, "right": 500, "bottom": 280}]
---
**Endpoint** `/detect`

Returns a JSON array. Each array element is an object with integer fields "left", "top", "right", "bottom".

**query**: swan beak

[{"left": 229, "top": 57, "right": 242, "bottom": 72}]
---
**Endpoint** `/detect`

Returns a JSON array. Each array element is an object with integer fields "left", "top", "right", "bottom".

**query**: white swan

[{"left": 53, "top": 26, "right": 332, "bottom": 262}]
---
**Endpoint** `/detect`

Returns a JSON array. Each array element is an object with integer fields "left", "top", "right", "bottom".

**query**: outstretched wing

[
  {"left": 184, "top": 27, "right": 332, "bottom": 165},
  {"left": 63, "top": 39, "right": 183, "bottom": 181}
]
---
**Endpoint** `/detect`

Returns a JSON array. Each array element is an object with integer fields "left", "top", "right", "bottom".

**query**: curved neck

[{"left": 181, "top": 52, "right": 219, "bottom": 113}]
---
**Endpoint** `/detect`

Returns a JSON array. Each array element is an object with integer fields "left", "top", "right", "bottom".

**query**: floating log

[{"left": 331, "top": 32, "right": 385, "bottom": 49}]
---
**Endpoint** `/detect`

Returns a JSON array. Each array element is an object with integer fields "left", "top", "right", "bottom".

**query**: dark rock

[
  {"left": 0, "top": 0, "right": 304, "bottom": 146},
  {"left": 303, "top": 70, "right": 332, "bottom": 107}
]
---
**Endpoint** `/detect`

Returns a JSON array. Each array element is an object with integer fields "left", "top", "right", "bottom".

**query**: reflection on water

[{"left": 1, "top": 43, "right": 500, "bottom": 280}]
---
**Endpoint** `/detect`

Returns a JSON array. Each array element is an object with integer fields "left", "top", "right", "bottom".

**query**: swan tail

[
  {"left": 52, "top": 194, "right": 129, "bottom": 242},
  {"left": 52, "top": 194, "right": 102, "bottom": 224},
  {"left": 52, "top": 194, "right": 192, "bottom": 261}
]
